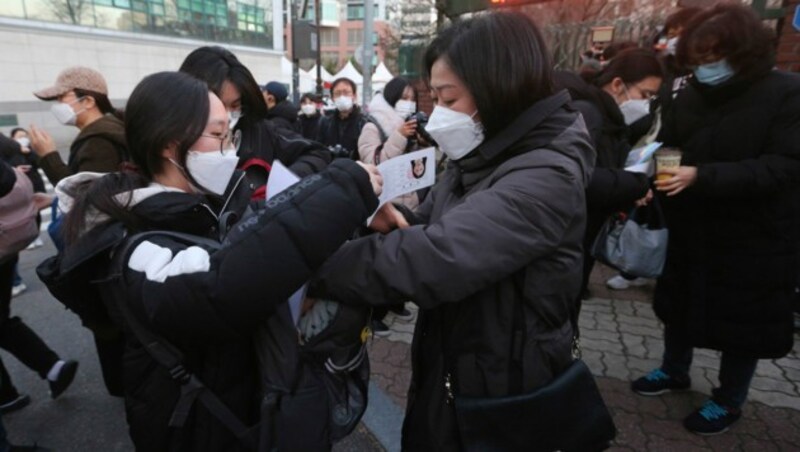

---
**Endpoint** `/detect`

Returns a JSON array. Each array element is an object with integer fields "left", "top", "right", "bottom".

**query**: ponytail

[{"left": 62, "top": 172, "right": 149, "bottom": 246}]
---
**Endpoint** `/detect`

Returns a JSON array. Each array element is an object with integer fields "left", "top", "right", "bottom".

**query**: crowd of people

[{"left": 0, "top": 2, "right": 798, "bottom": 450}]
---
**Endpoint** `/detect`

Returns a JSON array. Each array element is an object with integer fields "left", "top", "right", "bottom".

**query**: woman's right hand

[
  {"left": 398, "top": 119, "right": 417, "bottom": 138},
  {"left": 28, "top": 125, "right": 57, "bottom": 157},
  {"left": 356, "top": 162, "right": 383, "bottom": 196},
  {"left": 369, "top": 203, "right": 409, "bottom": 233}
]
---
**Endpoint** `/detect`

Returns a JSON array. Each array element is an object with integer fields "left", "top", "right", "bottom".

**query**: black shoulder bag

[{"left": 452, "top": 314, "right": 617, "bottom": 451}]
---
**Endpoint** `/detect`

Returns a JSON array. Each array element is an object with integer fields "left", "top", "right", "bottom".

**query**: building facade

[
  {"left": 0, "top": 0, "right": 284, "bottom": 145},
  {"left": 286, "top": 0, "right": 395, "bottom": 74}
]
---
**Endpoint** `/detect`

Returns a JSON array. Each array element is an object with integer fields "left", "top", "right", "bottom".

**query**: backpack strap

[
  {"left": 106, "top": 230, "right": 258, "bottom": 448},
  {"left": 360, "top": 113, "right": 389, "bottom": 164}
]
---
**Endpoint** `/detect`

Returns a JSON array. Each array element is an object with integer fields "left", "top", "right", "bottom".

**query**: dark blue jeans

[{"left": 661, "top": 324, "right": 758, "bottom": 409}]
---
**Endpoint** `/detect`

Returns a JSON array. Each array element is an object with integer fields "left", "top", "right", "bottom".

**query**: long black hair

[
  {"left": 62, "top": 72, "right": 210, "bottom": 245},
  {"left": 423, "top": 11, "right": 554, "bottom": 139},
  {"left": 74, "top": 88, "right": 124, "bottom": 121},
  {"left": 179, "top": 46, "right": 267, "bottom": 128}
]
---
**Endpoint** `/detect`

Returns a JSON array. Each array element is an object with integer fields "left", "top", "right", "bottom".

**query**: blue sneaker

[
  {"left": 631, "top": 368, "right": 691, "bottom": 396},
  {"left": 683, "top": 399, "right": 741, "bottom": 435}
]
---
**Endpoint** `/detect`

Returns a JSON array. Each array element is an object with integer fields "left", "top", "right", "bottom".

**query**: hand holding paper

[
  {"left": 356, "top": 161, "right": 384, "bottom": 196},
  {"left": 366, "top": 147, "right": 437, "bottom": 224}
]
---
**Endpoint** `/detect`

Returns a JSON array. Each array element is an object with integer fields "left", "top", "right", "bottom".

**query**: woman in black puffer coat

[
  {"left": 556, "top": 48, "right": 664, "bottom": 296},
  {"left": 631, "top": 3, "right": 800, "bottom": 436},
  {"left": 55, "top": 71, "right": 381, "bottom": 451}
]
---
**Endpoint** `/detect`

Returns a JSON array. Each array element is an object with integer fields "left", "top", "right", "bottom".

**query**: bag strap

[
  {"left": 108, "top": 231, "right": 257, "bottom": 448},
  {"left": 361, "top": 113, "right": 389, "bottom": 165}
]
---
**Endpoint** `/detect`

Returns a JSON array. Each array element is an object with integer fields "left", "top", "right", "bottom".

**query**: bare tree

[{"left": 46, "top": 0, "right": 91, "bottom": 25}]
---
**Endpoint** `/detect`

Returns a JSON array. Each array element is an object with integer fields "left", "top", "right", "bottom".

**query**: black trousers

[{"left": 0, "top": 254, "right": 59, "bottom": 401}]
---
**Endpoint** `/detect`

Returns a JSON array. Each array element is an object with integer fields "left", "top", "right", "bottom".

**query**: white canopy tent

[
  {"left": 371, "top": 61, "right": 394, "bottom": 94},
  {"left": 333, "top": 60, "right": 364, "bottom": 86},
  {"left": 300, "top": 64, "right": 335, "bottom": 94}
]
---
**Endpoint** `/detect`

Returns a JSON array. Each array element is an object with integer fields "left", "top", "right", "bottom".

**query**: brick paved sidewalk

[{"left": 363, "top": 264, "right": 800, "bottom": 450}]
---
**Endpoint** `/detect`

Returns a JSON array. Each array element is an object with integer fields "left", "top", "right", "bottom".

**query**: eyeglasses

[
  {"left": 200, "top": 129, "right": 241, "bottom": 154},
  {"left": 624, "top": 84, "right": 657, "bottom": 102}
]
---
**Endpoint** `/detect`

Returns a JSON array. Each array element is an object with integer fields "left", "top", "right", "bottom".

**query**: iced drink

[{"left": 655, "top": 148, "right": 682, "bottom": 181}]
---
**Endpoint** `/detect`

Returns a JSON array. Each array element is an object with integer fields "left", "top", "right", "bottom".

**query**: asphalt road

[{"left": 2, "top": 242, "right": 132, "bottom": 451}]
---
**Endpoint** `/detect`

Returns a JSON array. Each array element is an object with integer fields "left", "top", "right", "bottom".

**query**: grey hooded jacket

[{"left": 313, "top": 91, "right": 595, "bottom": 450}]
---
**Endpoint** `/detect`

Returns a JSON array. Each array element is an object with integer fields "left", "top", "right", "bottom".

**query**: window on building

[
  {"left": 321, "top": 28, "right": 339, "bottom": 46},
  {"left": 174, "top": 0, "right": 227, "bottom": 26},
  {"left": 237, "top": 2, "right": 265, "bottom": 32},
  {"left": 346, "top": 4, "right": 379, "bottom": 21},
  {"left": 346, "top": 29, "right": 378, "bottom": 47},
  {"left": 346, "top": 28, "right": 362, "bottom": 46},
  {"left": 6, "top": 0, "right": 272, "bottom": 48}
]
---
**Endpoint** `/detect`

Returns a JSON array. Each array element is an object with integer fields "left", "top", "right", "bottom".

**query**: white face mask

[
  {"left": 335, "top": 96, "right": 354, "bottom": 112},
  {"left": 301, "top": 104, "right": 317, "bottom": 116},
  {"left": 424, "top": 106, "right": 484, "bottom": 161},
  {"left": 15, "top": 137, "right": 30, "bottom": 148},
  {"left": 228, "top": 110, "right": 242, "bottom": 130},
  {"left": 184, "top": 149, "right": 239, "bottom": 195},
  {"left": 394, "top": 100, "right": 416, "bottom": 118},
  {"left": 619, "top": 99, "right": 651, "bottom": 125},
  {"left": 51, "top": 98, "right": 84, "bottom": 126}
]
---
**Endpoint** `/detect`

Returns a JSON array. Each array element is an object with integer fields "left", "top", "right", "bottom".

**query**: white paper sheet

[
  {"left": 266, "top": 160, "right": 300, "bottom": 200},
  {"left": 624, "top": 161, "right": 654, "bottom": 176},
  {"left": 265, "top": 161, "right": 305, "bottom": 325},
  {"left": 625, "top": 142, "right": 663, "bottom": 167},
  {"left": 367, "top": 147, "right": 437, "bottom": 224}
]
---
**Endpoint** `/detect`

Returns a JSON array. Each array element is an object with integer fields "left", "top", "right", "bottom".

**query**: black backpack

[{"left": 71, "top": 229, "right": 370, "bottom": 449}]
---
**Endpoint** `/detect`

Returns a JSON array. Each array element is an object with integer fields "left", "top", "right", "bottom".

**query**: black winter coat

[
  {"left": 235, "top": 117, "right": 332, "bottom": 199},
  {"left": 297, "top": 114, "right": 322, "bottom": 141},
  {"left": 266, "top": 100, "right": 300, "bottom": 137},
  {"left": 555, "top": 72, "right": 649, "bottom": 288},
  {"left": 59, "top": 160, "right": 377, "bottom": 451},
  {"left": 655, "top": 70, "right": 800, "bottom": 358},
  {"left": 316, "top": 107, "right": 368, "bottom": 158},
  {"left": 555, "top": 72, "right": 650, "bottom": 216},
  {"left": 314, "top": 91, "right": 595, "bottom": 450},
  {"left": 0, "top": 135, "right": 44, "bottom": 192}
]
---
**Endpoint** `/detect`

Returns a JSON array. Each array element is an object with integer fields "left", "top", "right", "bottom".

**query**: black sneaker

[
  {"left": 683, "top": 399, "right": 741, "bottom": 435},
  {"left": 371, "top": 320, "right": 391, "bottom": 337},
  {"left": 631, "top": 368, "right": 690, "bottom": 396},
  {"left": 49, "top": 360, "right": 78, "bottom": 399},
  {"left": 0, "top": 394, "right": 30, "bottom": 414}
]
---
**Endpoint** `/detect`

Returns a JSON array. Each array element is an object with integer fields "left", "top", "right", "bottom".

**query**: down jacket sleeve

[
  {"left": 122, "top": 159, "right": 377, "bottom": 344},
  {"left": 247, "top": 120, "right": 332, "bottom": 178},
  {"left": 312, "top": 150, "right": 585, "bottom": 309},
  {"left": 586, "top": 167, "right": 649, "bottom": 213}
]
